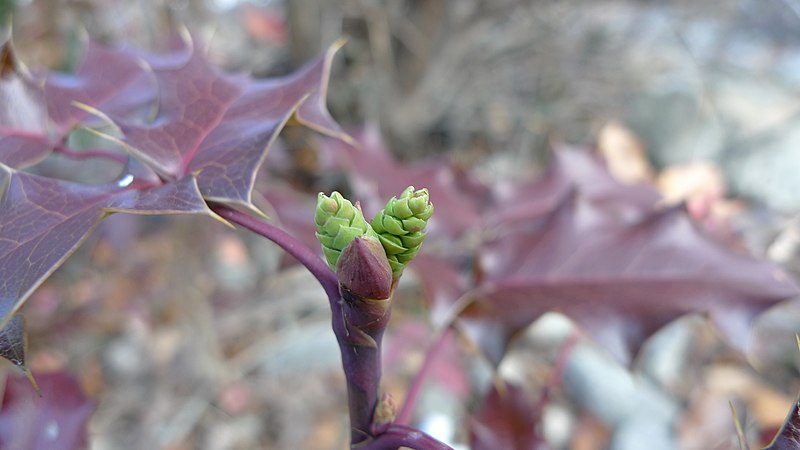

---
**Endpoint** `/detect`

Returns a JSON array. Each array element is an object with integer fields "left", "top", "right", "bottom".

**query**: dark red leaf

[
  {"left": 0, "top": 371, "right": 95, "bottom": 450},
  {"left": 44, "top": 40, "right": 149, "bottom": 131},
  {"left": 472, "top": 193, "right": 798, "bottom": 363},
  {"left": 551, "top": 147, "right": 661, "bottom": 212},
  {"left": 469, "top": 381, "right": 548, "bottom": 450},
  {"left": 0, "top": 164, "right": 212, "bottom": 325},
  {"left": 404, "top": 147, "right": 798, "bottom": 365},
  {"left": 487, "top": 148, "right": 661, "bottom": 229},
  {"left": 0, "top": 35, "right": 352, "bottom": 370},
  {"left": 764, "top": 398, "right": 800, "bottom": 450},
  {"left": 0, "top": 38, "right": 155, "bottom": 169},
  {"left": 113, "top": 38, "right": 347, "bottom": 211}
]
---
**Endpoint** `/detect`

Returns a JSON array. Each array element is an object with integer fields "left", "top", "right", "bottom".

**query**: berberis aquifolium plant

[
  {"left": 0, "top": 33, "right": 449, "bottom": 449},
  {"left": 2, "top": 31, "right": 800, "bottom": 449}
]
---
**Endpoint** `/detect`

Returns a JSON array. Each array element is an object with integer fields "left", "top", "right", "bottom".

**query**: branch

[
  {"left": 358, "top": 424, "right": 454, "bottom": 450},
  {"left": 210, "top": 203, "right": 339, "bottom": 299}
]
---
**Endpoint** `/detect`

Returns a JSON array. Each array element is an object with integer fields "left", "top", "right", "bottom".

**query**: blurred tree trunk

[{"left": 286, "top": 0, "right": 323, "bottom": 67}]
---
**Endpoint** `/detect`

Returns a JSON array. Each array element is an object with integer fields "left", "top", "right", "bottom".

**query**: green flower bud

[
  {"left": 371, "top": 186, "right": 433, "bottom": 278},
  {"left": 315, "top": 191, "right": 377, "bottom": 269}
]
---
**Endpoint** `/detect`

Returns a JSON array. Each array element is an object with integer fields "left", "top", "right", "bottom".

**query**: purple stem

[
  {"left": 357, "top": 424, "right": 454, "bottom": 450},
  {"left": 211, "top": 204, "right": 338, "bottom": 299},
  {"left": 395, "top": 327, "right": 453, "bottom": 426},
  {"left": 212, "top": 204, "right": 383, "bottom": 445},
  {"left": 336, "top": 286, "right": 390, "bottom": 445},
  {"left": 211, "top": 206, "right": 451, "bottom": 449},
  {"left": 53, "top": 143, "right": 129, "bottom": 165}
]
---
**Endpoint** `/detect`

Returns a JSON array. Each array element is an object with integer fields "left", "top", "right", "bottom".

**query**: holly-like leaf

[
  {"left": 487, "top": 148, "right": 661, "bottom": 229},
  {"left": 470, "top": 192, "right": 799, "bottom": 364},
  {"left": 0, "top": 163, "right": 212, "bottom": 327},
  {"left": 0, "top": 35, "right": 351, "bottom": 370},
  {"left": 112, "top": 38, "right": 347, "bottom": 211},
  {"left": 44, "top": 40, "right": 150, "bottom": 131},
  {"left": 468, "top": 381, "right": 547, "bottom": 450},
  {"left": 0, "top": 38, "right": 152, "bottom": 169},
  {"left": 764, "top": 398, "right": 800, "bottom": 450},
  {"left": 0, "top": 371, "right": 95, "bottom": 450},
  {"left": 399, "top": 148, "right": 799, "bottom": 365},
  {"left": 548, "top": 147, "right": 661, "bottom": 212}
]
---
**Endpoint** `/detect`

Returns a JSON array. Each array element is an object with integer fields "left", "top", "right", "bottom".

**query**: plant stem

[
  {"left": 210, "top": 203, "right": 339, "bottom": 298},
  {"left": 336, "top": 286, "right": 391, "bottom": 445},
  {"left": 212, "top": 204, "right": 389, "bottom": 446},
  {"left": 395, "top": 326, "right": 453, "bottom": 426},
  {"left": 357, "top": 424, "right": 454, "bottom": 450}
]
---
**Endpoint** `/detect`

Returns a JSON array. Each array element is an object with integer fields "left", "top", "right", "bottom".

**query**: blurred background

[{"left": 4, "top": 0, "right": 800, "bottom": 449}]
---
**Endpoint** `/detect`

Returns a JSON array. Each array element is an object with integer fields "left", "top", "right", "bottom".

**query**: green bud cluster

[
  {"left": 371, "top": 186, "right": 433, "bottom": 278},
  {"left": 315, "top": 192, "right": 377, "bottom": 270},
  {"left": 315, "top": 187, "right": 434, "bottom": 278}
]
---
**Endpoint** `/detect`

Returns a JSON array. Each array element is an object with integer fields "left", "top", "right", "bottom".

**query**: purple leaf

[
  {"left": 469, "top": 381, "right": 548, "bottom": 450},
  {"left": 0, "top": 164, "right": 212, "bottom": 326},
  {"left": 551, "top": 147, "right": 661, "bottom": 212},
  {"left": 405, "top": 147, "right": 798, "bottom": 365},
  {"left": 764, "top": 398, "right": 800, "bottom": 450},
  {"left": 114, "top": 39, "right": 346, "bottom": 211},
  {"left": 45, "top": 40, "right": 149, "bottom": 131},
  {"left": 0, "top": 371, "right": 95, "bottom": 450},
  {"left": 0, "top": 38, "right": 153, "bottom": 169},
  {"left": 0, "top": 35, "right": 351, "bottom": 370},
  {"left": 473, "top": 192, "right": 798, "bottom": 364},
  {"left": 487, "top": 148, "right": 661, "bottom": 229}
]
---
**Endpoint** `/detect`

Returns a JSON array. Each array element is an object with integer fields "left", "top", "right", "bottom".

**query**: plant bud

[
  {"left": 371, "top": 186, "right": 434, "bottom": 278},
  {"left": 315, "top": 191, "right": 377, "bottom": 270},
  {"left": 336, "top": 236, "right": 392, "bottom": 300},
  {"left": 371, "top": 392, "right": 397, "bottom": 434}
]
